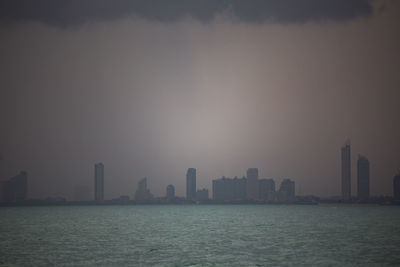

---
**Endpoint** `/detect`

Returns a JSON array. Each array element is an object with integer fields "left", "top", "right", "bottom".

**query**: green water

[{"left": 1, "top": 205, "right": 400, "bottom": 266}]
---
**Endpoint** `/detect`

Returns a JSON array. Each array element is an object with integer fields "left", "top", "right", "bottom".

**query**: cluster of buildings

[
  {"left": 92, "top": 165, "right": 295, "bottom": 203},
  {"left": 87, "top": 148, "right": 400, "bottom": 204},
  {"left": 131, "top": 168, "right": 210, "bottom": 203},
  {"left": 1, "top": 142, "right": 400, "bottom": 204},
  {"left": 212, "top": 170, "right": 295, "bottom": 203},
  {"left": 130, "top": 167, "right": 295, "bottom": 203}
]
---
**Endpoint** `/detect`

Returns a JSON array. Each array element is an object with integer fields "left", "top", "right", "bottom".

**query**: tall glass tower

[
  {"left": 341, "top": 141, "right": 351, "bottom": 200},
  {"left": 246, "top": 168, "right": 259, "bottom": 200},
  {"left": 186, "top": 168, "right": 196, "bottom": 201}
]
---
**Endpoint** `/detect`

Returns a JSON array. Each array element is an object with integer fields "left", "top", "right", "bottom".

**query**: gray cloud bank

[{"left": 0, "top": 0, "right": 373, "bottom": 27}]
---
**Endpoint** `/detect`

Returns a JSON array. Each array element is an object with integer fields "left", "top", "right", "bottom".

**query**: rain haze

[{"left": 0, "top": 0, "right": 399, "bottom": 200}]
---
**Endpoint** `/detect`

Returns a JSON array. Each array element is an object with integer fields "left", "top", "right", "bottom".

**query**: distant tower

[
  {"left": 278, "top": 179, "right": 295, "bottom": 202},
  {"left": 138, "top": 177, "right": 147, "bottom": 192},
  {"left": 393, "top": 172, "right": 400, "bottom": 200},
  {"left": 166, "top": 184, "right": 175, "bottom": 199},
  {"left": 186, "top": 168, "right": 196, "bottom": 201},
  {"left": 94, "top": 163, "right": 104, "bottom": 201},
  {"left": 341, "top": 141, "right": 351, "bottom": 200},
  {"left": 357, "top": 155, "right": 370, "bottom": 200},
  {"left": 259, "top": 178, "right": 275, "bottom": 201},
  {"left": 246, "top": 168, "right": 259, "bottom": 200},
  {"left": 135, "top": 177, "right": 153, "bottom": 201}
]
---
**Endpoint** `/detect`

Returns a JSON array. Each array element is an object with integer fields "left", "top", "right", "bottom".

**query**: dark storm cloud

[{"left": 0, "top": 0, "right": 373, "bottom": 27}]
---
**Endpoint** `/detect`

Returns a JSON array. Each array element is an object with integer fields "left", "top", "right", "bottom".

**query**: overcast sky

[{"left": 1, "top": 0, "right": 399, "bottom": 199}]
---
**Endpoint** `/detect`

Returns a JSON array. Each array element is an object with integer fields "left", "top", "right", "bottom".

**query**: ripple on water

[{"left": 1, "top": 205, "right": 400, "bottom": 266}]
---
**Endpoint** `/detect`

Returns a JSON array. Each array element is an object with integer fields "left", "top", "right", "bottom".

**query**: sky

[{"left": 0, "top": 0, "right": 399, "bottom": 200}]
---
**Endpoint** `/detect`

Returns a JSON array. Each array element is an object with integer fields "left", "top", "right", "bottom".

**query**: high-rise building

[
  {"left": 94, "top": 163, "right": 104, "bottom": 201},
  {"left": 135, "top": 177, "right": 153, "bottom": 201},
  {"left": 212, "top": 176, "right": 247, "bottom": 201},
  {"left": 278, "top": 179, "right": 295, "bottom": 202},
  {"left": 186, "top": 168, "right": 196, "bottom": 201},
  {"left": 246, "top": 168, "right": 259, "bottom": 200},
  {"left": 166, "top": 184, "right": 175, "bottom": 199},
  {"left": 393, "top": 173, "right": 400, "bottom": 200},
  {"left": 233, "top": 176, "right": 247, "bottom": 200},
  {"left": 2, "top": 171, "right": 27, "bottom": 203},
  {"left": 259, "top": 178, "right": 275, "bottom": 201},
  {"left": 341, "top": 141, "right": 351, "bottom": 200},
  {"left": 357, "top": 155, "right": 370, "bottom": 200},
  {"left": 212, "top": 177, "right": 232, "bottom": 201},
  {"left": 137, "top": 177, "right": 147, "bottom": 192}
]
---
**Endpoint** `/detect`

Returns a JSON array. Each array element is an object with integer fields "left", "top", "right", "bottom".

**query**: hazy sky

[{"left": 1, "top": 0, "right": 399, "bottom": 199}]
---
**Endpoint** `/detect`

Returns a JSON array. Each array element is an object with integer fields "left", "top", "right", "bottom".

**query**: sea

[{"left": 1, "top": 205, "right": 400, "bottom": 266}]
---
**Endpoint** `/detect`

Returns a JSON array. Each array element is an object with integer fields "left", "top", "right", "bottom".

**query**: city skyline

[
  {"left": 1, "top": 0, "right": 399, "bottom": 200},
  {"left": 1, "top": 142, "right": 399, "bottom": 201},
  {"left": 1, "top": 2, "right": 400, "bottom": 266},
  {"left": 0, "top": 149, "right": 389, "bottom": 203}
]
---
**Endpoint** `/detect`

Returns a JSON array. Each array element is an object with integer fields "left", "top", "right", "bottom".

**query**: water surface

[{"left": 1, "top": 205, "right": 400, "bottom": 266}]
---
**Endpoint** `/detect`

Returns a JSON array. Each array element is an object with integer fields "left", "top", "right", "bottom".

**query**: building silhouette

[
  {"left": 0, "top": 171, "right": 27, "bottom": 203},
  {"left": 259, "top": 178, "right": 275, "bottom": 201},
  {"left": 196, "top": 188, "right": 209, "bottom": 201},
  {"left": 233, "top": 176, "right": 247, "bottom": 200},
  {"left": 212, "top": 176, "right": 247, "bottom": 201},
  {"left": 166, "top": 184, "right": 175, "bottom": 199},
  {"left": 135, "top": 177, "right": 153, "bottom": 201},
  {"left": 357, "top": 155, "right": 370, "bottom": 200},
  {"left": 246, "top": 168, "right": 259, "bottom": 200},
  {"left": 94, "top": 163, "right": 104, "bottom": 201},
  {"left": 341, "top": 141, "right": 351, "bottom": 200},
  {"left": 394, "top": 173, "right": 400, "bottom": 200},
  {"left": 278, "top": 179, "right": 295, "bottom": 202},
  {"left": 186, "top": 168, "right": 196, "bottom": 201}
]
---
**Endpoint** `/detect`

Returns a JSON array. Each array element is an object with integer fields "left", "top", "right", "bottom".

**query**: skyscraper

[
  {"left": 135, "top": 177, "right": 153, "bottom": 201},
  {"left": 278, "top": 179, "right": 295, "bottom": 202},
  {"left": 246, "top": 168, "right": 259, "bottom": 200},
  {"left": 259, "top": 178, "right": 275, "bottom": 201},
  {"left": 212, "top": 176, "right": 247, "bottom": 201},
  {"left": 357, "top": 155, "right": 370, "bottom": 200},
  {"left": 94, "top": 163, "right": 104, "bottom": 201},
  {"left": 393, "top": 173, "right": 400, "bottom": 200},
  {"left": 341, "top": 141, "right": 351, "bottom": 200},
  {"left": 166, "top": 184, "right": 175, "bottom": 199},
  {"left": 186, "top": 168, "right": 196, "bottom": 201}
]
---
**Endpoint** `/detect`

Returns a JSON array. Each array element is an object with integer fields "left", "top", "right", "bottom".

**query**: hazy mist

[{"left": 1, "top": 0, "right": 399, "bottom": 199}]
